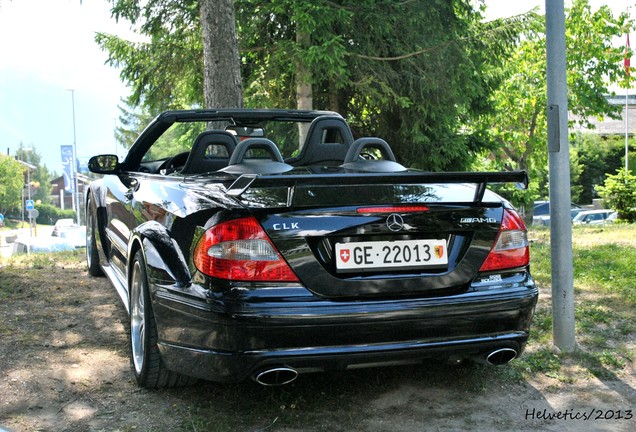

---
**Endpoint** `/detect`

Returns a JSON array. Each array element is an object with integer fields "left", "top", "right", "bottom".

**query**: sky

[
  {"left": 0, "top": 0, "right": 633, "bottom": 175},
  {"left": 0, "top": 0, "right": 134, "bottom": 175}
]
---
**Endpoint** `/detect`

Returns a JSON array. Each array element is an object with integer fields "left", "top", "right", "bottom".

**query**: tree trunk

[
  {"left": 199, "top": 0, "right": 243, "bottom": 109},
  {"left": 296, "top": 26, "right": 313, "bottom": 149}
]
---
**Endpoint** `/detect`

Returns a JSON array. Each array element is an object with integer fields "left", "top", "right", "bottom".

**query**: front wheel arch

[{"left": 86, "top": 193, "right": 104, "bottom": 277}]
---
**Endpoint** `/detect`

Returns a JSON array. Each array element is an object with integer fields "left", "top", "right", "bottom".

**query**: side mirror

[{"left": 88, "top": 155, "right": 119, "bottom": 174}]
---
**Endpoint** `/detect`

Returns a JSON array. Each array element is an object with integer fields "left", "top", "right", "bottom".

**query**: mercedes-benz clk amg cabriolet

[{"left": 86, "top": 109, "right": 537, "bottom": 388}]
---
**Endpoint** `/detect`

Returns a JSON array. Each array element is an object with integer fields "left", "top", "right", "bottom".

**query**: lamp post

[
  {"left": 67, "top": 89, "right": 80, "bottom": 226},
  {"left": 546, "top": 0, "right": 576, "bottom": 352}
]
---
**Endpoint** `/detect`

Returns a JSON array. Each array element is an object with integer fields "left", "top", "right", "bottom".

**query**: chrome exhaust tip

[
  {"left": 253, "top": 367, "right": 299, "bottom": 386},
  {"left": 486, "top": 348, "right": 517, "bottom": 365}
]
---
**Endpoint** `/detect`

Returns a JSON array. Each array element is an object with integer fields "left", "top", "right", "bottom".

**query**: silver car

[{"left": 572, "top": 209, "right": 616, "bottom": 225}]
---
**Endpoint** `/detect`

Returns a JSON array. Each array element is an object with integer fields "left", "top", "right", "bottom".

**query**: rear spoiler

[{"left": 226, "top": 170, "right": 528, "bottom": 203}]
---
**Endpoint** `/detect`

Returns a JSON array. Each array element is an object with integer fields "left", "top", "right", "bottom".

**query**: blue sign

[
  {"left": 61, "top": 145, "right": 75, "bottom": 193},
  {"left": 0, "top": 213, "right": 4, "bottom": 223},
  {"left": 25, "top": 200, "right": 35, "bottom": 211}
]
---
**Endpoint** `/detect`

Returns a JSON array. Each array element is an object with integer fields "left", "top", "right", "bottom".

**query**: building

[
  {"left": 571, "top": 94, "right": 636, "bottom": 136},
  {"left": 50, "top": 176, "right": 76, "bottom": 210},
  {"left": 50, "top": 174, "right": 91, "bottom": 215}
]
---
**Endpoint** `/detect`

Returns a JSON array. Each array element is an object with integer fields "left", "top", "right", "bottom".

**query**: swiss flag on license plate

[{"left": 339, "top": 249, "right": 350, "bottom": 263}]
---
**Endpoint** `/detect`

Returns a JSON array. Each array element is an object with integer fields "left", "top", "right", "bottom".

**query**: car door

[{"left": 102, "top": 173, "right": 140, "bottom": 280}]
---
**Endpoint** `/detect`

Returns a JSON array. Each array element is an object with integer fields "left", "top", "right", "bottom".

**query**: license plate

[{"left": 335, "top": 239, "right": 448, "bottom": 272}]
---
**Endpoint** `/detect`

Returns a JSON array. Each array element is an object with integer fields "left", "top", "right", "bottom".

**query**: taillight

[
  {"left": 479, "top": 208, "right": 530, "bottom": 272},
  {"left": 193, "top": 217, "right": 299, "bottom": 282}
]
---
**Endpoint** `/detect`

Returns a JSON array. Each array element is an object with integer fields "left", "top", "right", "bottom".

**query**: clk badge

[{"left": 386, "top": 213, "right": 404, "bottom": 232}]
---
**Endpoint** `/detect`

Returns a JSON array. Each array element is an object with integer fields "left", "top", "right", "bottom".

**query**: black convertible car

[{"left": 86, "top": 109, "right": 537, "bottom": 388}]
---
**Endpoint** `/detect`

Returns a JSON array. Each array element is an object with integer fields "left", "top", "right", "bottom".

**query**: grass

[
  {"left": 517, "top": 224, "right": 636, "bottom": 382},
  {"left": 1, "top": 249, "right": 83, "bottom": 270},
  {"left": 0, "top": 219, "right": 42, "bottom": 231},
  {"left": 1, "top": 226, "right": 634, "bottom": 431}
]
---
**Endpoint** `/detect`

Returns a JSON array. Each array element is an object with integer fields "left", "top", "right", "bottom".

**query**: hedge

[{"left": 35, "top": 204, "right": 76, "bottom": 225}]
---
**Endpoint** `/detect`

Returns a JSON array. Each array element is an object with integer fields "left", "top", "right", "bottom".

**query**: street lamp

[{"left": 67, "top": 89, "right": 81, "bottom": 226}]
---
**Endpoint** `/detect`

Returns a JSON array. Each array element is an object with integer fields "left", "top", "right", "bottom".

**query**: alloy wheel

[{"left": 130, "top": 260, "right": 146, "bottom": 375}]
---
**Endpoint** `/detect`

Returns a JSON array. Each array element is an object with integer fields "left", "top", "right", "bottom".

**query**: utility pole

[
  {"left": 68, "top": 89, "right": 81, "bottom": 226},
  {"left": 625, "top": 34, "right": 631, "bottom": 172},
  {"left": 545, "top": 0, "right": 576, "bottom": 352}
]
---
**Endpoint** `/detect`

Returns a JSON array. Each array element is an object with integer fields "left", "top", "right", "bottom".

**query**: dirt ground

[{"left": 0, "top": 257, "right": 634, "bottom": 432}]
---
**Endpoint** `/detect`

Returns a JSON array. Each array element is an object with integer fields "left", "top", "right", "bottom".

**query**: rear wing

[{"left": 226, "top": 170, "right": 528, "bottom": 204}]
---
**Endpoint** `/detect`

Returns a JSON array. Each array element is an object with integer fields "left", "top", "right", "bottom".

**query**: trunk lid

[{"left": 229, "top": 171, "right": 526, "bottom": 299}]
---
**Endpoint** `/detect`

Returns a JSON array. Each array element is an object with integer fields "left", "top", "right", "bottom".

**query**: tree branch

[{"left": 351, "top": 11, "right": 538, "bottom": 62}]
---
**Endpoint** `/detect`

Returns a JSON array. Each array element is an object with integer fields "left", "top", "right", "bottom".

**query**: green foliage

[
  {"left": 572, "top": 133, "right": 633, "bottom": 204},
  {"left": 0, "top": 154, "right": 25, "bottom": 215},
  {"left": 114, "top": 103, "right": 156, "bottom": 149},
  {"left": 35, "top": 203, "right": 76, "bottom": 225},
  {"left": 596, "top": 168, "right": 636, "bottom": 222},
  {"left": 100, "top": 0, "right": 633, "bottom": 183},
  {"left": 143, "top": 122, "right": 206, "bottom": 161},
  {"left": 101, "top": 0, "right": 531, "bottom": 171},
  {"left": 15, "top": 143, "right": 41, "bottom": 167},
  {"left": 97, "top": 0, "right": 203, "bottom": 111},
  {"left": 95, "top": 31, "right": 203, "bottom": 112},
  {"left": 333, "top": 1, "right": 517, "bottom": 171},
  {"left": 568, "top": 145, "right": 584, "bottom": 203},
  {"left": 516, "top": 348, "right": 562, "bottom": 374},
  {"left": 565, "top": 1, "right": 629, "bottom": 123},
  {"left": 517, "top": 225, "right": 636, "bottom": 382},
  {"left": 473, "top": 0, "right": 634, "bottom": 209},
  {"left": 15, "top": 143, "right": 53, "bottom": 205},
  {"left": 32, "top": 164, "right": 52, "bottom": 204}
]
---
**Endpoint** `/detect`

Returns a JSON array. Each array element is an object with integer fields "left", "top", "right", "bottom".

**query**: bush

[
  {"left": 35, "top": 204, "right": 76, "bottom": 225},
  {"left": 596, "top": 168, "right": 636, "bottom": 223},
  {"left": 572, "top": 132, "right": 632, "bottom": 204}
]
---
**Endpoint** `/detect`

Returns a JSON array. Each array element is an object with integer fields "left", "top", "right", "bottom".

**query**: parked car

[
  {"left": 572, "top": 209, "right": 616, "bottom": 225},
  {"left": 532, "top": 201, "right": 583, "bottom": 226},
  {"left": 58, "top": 226, "right": 87, "bottom": 248},
  {"left": 86, "top": 109, "right": 538, "bottom": 388},
  {"left": 12, "top": 236, "right": 75, "bottom": 254},
  {"left": 52, "top": 218, "right": 79, "bottom": 237}
]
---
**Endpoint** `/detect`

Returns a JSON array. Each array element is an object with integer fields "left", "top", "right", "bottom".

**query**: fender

[
  {"left": 86, "top": 180, "right": 111, "bottom": 262},
  {"left": 87, "top": 179, "right": 107, "bottom": 208},
  {"left": 132, "top": 221, "right": 192, "bottom": 287}
]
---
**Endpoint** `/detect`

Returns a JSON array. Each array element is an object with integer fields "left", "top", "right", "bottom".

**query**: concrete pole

[
  {"left": 545, "top": 0, "right": 576, "bottom": 351},
  {"left": 626, "top": 89, "right": 629, "bottom": 172}
]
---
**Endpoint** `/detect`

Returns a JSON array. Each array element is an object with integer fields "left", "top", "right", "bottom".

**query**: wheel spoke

[
  {"left": 131, "top": 261, "right": 146, "bottom": 375},
  {"left": 86, "top": 205, "right": 92, "bottom": 265}
]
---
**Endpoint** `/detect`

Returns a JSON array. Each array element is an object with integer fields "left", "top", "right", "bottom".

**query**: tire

[
  {"left": 129, "top": 249, "right": 196, "bottom": 388},
  {"left": 86, "top": 195, "right": 104, "bottom": 277}
]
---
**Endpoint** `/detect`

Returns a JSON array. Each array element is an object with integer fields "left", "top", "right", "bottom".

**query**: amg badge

[{"left": 460, "top": 217, "right": 497, "bottom": 224}]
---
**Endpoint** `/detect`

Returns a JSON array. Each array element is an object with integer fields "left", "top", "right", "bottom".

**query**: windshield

[{"left": 141, "top": 119, "right": 310, "bottom": 163}]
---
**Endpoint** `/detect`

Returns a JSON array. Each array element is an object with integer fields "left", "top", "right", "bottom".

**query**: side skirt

[{"left": 101, "top": 262, "right": 131, "bottom": 315}]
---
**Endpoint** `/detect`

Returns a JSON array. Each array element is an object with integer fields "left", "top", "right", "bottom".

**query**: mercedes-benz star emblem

[{"left": 386, "top": 213, "right": 404, "bottom": 232}]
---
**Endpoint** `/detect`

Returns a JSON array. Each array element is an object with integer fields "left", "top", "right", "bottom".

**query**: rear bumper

[
  {"left": 152, "top": 275, "right": 538, "bottom": 383},
  {"left": 158, "top": 332, "right": 530, "bottom": 384}
]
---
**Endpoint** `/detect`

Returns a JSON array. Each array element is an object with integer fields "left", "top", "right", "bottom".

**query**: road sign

[
  {"left": 25, "top": 199, "right": 35, "bottom": 211},
  {"left": 0, "top": 213, "right": 4, "bottom": 224},
  {"left": 28, "top": 209, "right": 39, "bottom": 220}
]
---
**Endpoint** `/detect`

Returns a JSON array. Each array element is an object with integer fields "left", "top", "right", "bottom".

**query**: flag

[
  {"left": 626, "top": 34, "right": 631, "bottom": 77},
  {"left": 61, "top": 145, "right": 75, "bottom": 193}
]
